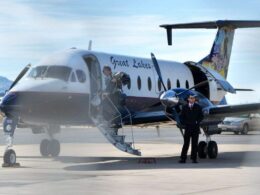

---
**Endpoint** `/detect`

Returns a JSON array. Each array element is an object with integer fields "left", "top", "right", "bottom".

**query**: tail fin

[
  {"left": 160, "top": 20, "right": 260, "bottom": 78},
  {"left": 199, "top": 27, "right": 234, "bottom": 78}
]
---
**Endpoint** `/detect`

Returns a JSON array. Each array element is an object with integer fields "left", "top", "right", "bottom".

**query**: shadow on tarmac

[{"left": 54, "top": 151, "right": 260, "bottom": 171}]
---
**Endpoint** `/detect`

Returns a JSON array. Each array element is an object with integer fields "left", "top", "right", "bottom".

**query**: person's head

[
  {"left": 188, "top": 95, "right": 196, "bottom": 104},
  {"left": 103, "top": 66, "right": 112, "bottom": 76}
]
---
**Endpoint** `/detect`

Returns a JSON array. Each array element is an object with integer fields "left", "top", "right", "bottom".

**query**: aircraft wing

[{"left": 205, "top": 103, "right": 260, "bottom": 118}]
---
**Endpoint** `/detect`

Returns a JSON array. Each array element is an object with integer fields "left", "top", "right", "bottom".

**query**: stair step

[
  {"left": 91, "top": 116, "right": 141, "bottom": 156},
  {"left": 113, "top": 135, "right": 125, "bottom": 143}
]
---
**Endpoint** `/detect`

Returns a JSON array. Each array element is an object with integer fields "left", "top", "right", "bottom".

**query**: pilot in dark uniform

[{"left": 179, "top": 94, "right": 204, "bottom": 163}]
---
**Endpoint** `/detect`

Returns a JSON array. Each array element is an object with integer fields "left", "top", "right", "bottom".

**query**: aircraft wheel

[
  {"left": 49, "top": 139, "right": 60, "bottom": 157},
  {"left": 4, "top": 149, "right": 16, "bottom": 165},
  {"left": 208, "top": 141, "right": 218, "bottom": 159},
  {"left": 234, "top": 131, "right": 240, "bottom": 135},
  {"left": 40, "top": 139, "right": 50, "bottom": 157},
  {"left": 198, "top": 141, "right": 207, "bottom": 159},
  {"left": 241, "top": 124, "right": 249, "bottom": 135}
]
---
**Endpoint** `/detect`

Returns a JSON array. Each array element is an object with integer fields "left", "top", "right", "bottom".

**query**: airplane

[{"left": 1, "top": 20, "right": 260, "bottom": 166}]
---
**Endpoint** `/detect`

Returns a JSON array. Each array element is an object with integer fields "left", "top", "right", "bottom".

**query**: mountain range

[{"left": 0, "top": 76, "right": 12, "bottom": 96}]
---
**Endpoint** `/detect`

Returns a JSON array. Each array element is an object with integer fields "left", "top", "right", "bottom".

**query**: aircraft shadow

[{"left": 60, "top": 151, "right": 260, "bottom": 171}]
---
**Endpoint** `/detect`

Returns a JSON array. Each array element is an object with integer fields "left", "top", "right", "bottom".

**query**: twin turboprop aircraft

[{"left": 1, "top": 20, "right": 260, "bottom": 166}]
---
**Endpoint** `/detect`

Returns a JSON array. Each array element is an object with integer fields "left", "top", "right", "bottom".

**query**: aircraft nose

[{"left": 0, "top": 92, "right": 19, "bottom": 114}]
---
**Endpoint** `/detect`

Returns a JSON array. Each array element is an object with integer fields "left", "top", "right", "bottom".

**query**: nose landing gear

[{"left": 2, "top": 117, "right": 20, "bottom": 167}]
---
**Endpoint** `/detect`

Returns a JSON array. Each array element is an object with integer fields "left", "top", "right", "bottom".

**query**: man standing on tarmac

[{"left": 179, "top": 94, "right": 204, "bottom": 164}]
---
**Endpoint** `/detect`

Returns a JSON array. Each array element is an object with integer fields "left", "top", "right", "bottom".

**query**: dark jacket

[{"left": 180, "top": 103, "right": 204, "bottom": 132}]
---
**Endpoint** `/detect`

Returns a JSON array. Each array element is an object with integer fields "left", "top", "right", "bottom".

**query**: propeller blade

[
  {"left": 176, "top": 80, "right": 210, "bottom": 96},
  {"left": 151, "top": 53, "right": 167, "bottom": 91},
  {"left": 9, "top": 64, "right": 31, "bottom": 90}
]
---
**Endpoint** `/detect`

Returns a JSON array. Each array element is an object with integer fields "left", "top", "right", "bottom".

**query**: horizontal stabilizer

[
  {"left": 160, "top": 20, "right": 260, "bottom": 45},
  {"left": 235, "top": 88, "right": 254, "bottom": 92},
  {"left": 160, "top": 20, "right": 260, "bottom": 29}
]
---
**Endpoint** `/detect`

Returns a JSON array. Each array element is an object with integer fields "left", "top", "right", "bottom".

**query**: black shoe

[
  {"left": 192, "top": 160, "right": 198, "bottom": 163},
  {"left": 179, "top": 159, "right": 186, "bottom": 163}
]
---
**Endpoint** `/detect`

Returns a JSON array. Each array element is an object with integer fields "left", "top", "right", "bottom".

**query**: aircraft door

[{"left": 84, "top": 55, "right": 102, "bottom": 117}]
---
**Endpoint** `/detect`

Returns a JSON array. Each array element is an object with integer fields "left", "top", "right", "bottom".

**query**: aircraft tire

[
  {"left": 49, "top": 139, "right": 60, "bottom": 157},
  {"left": 198, "top": 141, "right": 207, "bottom": 159},
  {"left": 208, "top": 141, "right": 218, "bottom": 159},
  {"left": 4, "top": 149, "right": 16, "bottom": 165},
  {"left": 40, "top": 139, "right": 50, "bottom": 157}
]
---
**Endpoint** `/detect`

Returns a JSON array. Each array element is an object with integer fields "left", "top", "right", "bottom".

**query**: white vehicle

[
  {"left": 218, "top": 114, "right": 260, "bottom": 135},
  {"left": 1, "top": 20, "right": 260, "bottom": 166}
]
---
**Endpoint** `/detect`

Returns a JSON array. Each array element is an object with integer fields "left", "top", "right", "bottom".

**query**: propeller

[
  {"left": 176, "top": 80, "right": 211, "bottom": 96},
  {"left": 150, "top": 53, "right": 211, "bottom": 108},
  {"left": 151, "top": 53, "right": 167, "bottom": 91},
  {"left": 9, "top": 64, "right": 31, "bottom": 90}
]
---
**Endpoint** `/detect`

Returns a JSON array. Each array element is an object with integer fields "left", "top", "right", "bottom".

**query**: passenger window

[
  {"left": 148, "top": 77, "right": 152, "bottom": 91},
  {"left": 186, "top": 80, "right": 189, "bottom": 89},
  {"left": 177, "top": 79, "right": 180, "bottom": 88},
  {"left": 70, "top": 72, "right": 76, "bottom": 82},
  {"left": 137, "top": 76, "right": 141, "bottom": 90},
  {"left": 76, "top": 70, "right": 86, "bottom": 83},
  {"left": 158, "top": 79, "right": 162, "bottom": 91},
  {"left": 167, "top": 78, "right": 171, "bottom": 90},
  {"left": 127, "top": 77, "right": 131, "bottom": 90}
]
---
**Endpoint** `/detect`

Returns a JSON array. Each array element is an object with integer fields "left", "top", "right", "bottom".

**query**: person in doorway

[
  {"left": 103, "top": 66, "right": 116, "bottom": 94},
  {"left": 179, "top": 94, "right": 204, "bottom": 163},
  {"left": 102, "top": 66, "right": 122, "bottom": 129}
]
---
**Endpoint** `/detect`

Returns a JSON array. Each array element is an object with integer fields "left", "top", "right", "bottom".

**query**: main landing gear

[
  {"left": 198, "top": 134, "right": 218, "bottom": 159},
  {"left": 39, "top": 125, "right": 61, "bottom": 157}
]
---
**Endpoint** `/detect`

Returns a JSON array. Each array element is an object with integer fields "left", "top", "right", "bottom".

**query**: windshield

[
  {"left": 28, "top": 66, "right": 47, "bottom": 78},
  {"left": 28, "top": 66, "right": 72, "bottom": 81}
]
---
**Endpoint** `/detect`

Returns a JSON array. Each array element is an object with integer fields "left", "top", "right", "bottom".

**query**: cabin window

[
  {"left": 127, "top": 77, "right": 131, "bottom": 89},
  {"left": 76, "top": 69, "right": 86, "bottom": 83},
  {"left": 137, "top": 76, "right": 141, "bottom": 90},
  {"left": 167, "top": 78, "right": 171, "bottom": 90},
  {"left": 147, "top": 77, "right": 152, "bottom": 91},
  {"left": 45, "top": 66, "right": 71, "bottom": 81},
  {"left": 186, "top": 80, "right": 189, "bottom": 89},
  {"left": 177, "top": 79, "right": 180, "bottom": 88},
  {"left": 70, "top": 72, "right": 76, "bottom": 82},
  {"left": 158, "top": 79, "right": 162, "bottom": 91}
]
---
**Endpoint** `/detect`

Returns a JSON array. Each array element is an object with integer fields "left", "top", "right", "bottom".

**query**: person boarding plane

[{"left": 1, "top": 20, "right": 260, "bottom": 166}]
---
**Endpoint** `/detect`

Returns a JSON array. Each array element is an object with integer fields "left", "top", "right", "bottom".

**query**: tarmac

[{"left": 0, "top": 126, "right": 260, "bottom": 195}]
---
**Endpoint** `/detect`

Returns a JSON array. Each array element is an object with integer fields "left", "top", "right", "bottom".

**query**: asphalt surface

[{"left": 0, "top": 126, "right": 260, "bottom": 195}]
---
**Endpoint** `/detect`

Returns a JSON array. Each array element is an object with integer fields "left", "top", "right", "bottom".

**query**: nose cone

[{"left": 0, "top": 92, "right": 19, "bottom": 116}]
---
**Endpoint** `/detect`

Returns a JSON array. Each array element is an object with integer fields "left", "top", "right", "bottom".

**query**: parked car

[{"left": 218, "top": 114, "right": 260, "bottom": 135}]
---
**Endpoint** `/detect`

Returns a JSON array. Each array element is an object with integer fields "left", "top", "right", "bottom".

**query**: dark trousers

[{"left": 180, "top": 129, "right": 199, "bottom": 161}]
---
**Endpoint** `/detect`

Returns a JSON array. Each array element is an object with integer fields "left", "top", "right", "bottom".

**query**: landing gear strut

[
  {"left": 39, "top": 125, "right": 61, "bottom": 157},
  {"left": 198, "top": 133, "right": 218, "bottom": 159},
  {"left": 2, "top": 117, "right": 19, "bottom": 167}
]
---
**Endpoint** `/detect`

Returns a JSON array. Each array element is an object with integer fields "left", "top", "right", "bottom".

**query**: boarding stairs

[{"left": 90, "top": 95, "right": 141, "bottom": 156}]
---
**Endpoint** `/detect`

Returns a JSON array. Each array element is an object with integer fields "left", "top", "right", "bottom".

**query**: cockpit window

[
  {"left": 28, "top": 66, "right": 48, "bottom": 78},
  {"left": 70, "top": 72, "right": 76, "bottom": 82},
  {"left": 76, "top": 70, "right": 86, "bottom": 83},
  {"left": 28, "top": 66, "right": 72, "bottom": 81},
  {"left": 45, "top": 66, "right": 71, "bottom": 81}
]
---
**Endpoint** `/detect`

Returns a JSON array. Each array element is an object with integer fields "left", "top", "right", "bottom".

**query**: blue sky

[{"left": 0, "top": 0, "right": 260, "bottom": 103}]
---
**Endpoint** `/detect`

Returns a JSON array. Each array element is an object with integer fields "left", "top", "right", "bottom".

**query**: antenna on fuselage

[{"left": 88, "top": 40, "right": 92, "bottom": 51}]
